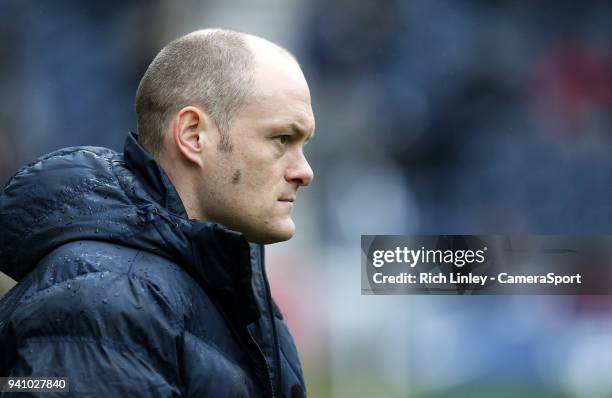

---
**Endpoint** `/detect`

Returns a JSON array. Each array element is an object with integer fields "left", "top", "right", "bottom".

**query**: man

[{"left": 0, "top": 29, "right": 314, "bottom": 397}]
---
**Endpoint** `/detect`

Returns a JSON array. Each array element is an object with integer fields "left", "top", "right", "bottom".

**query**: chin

[{"left": 246, "top": 220, "right": 295, "bottom": 244}]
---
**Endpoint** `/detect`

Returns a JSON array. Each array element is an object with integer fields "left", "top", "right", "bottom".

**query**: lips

[
  {"left": 278, "top": 196, "right": 296, "bottom": 202},
  {"left": 278, "top": 197, "right": 295, "bottom": 208}
]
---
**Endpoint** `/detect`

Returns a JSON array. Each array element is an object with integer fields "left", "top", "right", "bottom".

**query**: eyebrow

[{"left": 288, "top": 122, "right": 315, "bottom": 142}]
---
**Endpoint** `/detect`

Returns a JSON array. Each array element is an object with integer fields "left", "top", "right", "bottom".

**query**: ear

[{"left": 170, "top": 106, "right": 217, "bottom": 167}]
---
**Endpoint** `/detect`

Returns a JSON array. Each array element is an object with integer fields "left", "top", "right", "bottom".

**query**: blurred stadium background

[{"left": 2, "top": 1, "right": 612, "bottom": 397}]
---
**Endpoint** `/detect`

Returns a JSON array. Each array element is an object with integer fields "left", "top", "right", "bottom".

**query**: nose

[{"left": 286, "top": 151, "right": 314, "bottom": 187}]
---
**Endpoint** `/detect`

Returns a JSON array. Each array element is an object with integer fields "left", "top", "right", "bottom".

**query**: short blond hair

[{"left": 135, "top": 29, "right": 255, "bottom": 156}]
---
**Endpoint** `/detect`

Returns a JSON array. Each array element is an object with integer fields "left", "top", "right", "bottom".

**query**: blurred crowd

[{"left": 1, "top": 1, "right": 612, "bottom": 397}]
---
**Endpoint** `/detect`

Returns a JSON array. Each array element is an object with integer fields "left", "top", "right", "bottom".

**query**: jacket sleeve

[{"left": 1, "top": 266, "right": 183, "bottom": 397}]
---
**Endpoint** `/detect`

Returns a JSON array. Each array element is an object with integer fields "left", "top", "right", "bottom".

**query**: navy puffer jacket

[{"left": 0, "top": 132, "right": 306, "bottom": 397}]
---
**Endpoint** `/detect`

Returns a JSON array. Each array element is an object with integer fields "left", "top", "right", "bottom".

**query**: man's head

[{"left": 135, "top": 29, "right": 315, "bottom": 244}]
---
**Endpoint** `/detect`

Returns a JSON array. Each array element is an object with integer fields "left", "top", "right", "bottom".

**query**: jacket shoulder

[
  {"left": 35, "top": 241, "right": 228, "bottom": 334},
  {"left": 44, "top": 240, "right": 208, "bottom": 316},
  {"left": 7, "top": 240, "right": 188, "bottom": 333}
]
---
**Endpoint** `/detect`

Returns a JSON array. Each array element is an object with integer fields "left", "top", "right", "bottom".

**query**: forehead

[
  {"left": 245, "top": 89, "right": 314, "bottom": 133},
  {"left": 240, "top": 40, "right": 315, "bottom": 132}
]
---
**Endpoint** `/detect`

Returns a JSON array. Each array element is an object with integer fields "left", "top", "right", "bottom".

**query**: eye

[{"left": 274, "top": 135, "right": 290, "bottom": 145}]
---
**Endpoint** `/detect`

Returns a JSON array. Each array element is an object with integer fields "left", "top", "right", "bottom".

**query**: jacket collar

[{"left": 123, "top": 131, "right": 188, "bottom": 217}]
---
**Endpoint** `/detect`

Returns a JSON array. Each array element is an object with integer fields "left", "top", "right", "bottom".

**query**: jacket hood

[{"left": 0, "top": 133, "right": 260, "bottom": 322}]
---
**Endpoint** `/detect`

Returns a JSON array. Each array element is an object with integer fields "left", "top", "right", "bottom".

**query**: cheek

[
  {"left": 242, "top": 164, "right": 280, "bottom": 192},
  {"left": 231, "top": 169, "right": 273, "bottom": 211},
  {"left": 235, "top": 152, "right": 286, "bottom": 207}
]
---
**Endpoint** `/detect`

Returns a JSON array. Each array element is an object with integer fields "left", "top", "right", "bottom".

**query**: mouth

[{"left": 278, "top": 197, "right": 295, "bottom": 207}]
